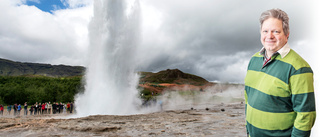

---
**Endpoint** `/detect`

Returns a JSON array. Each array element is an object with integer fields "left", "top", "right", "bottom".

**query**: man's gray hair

[{"left": 260, "top": 8, "right": 290, "bottom": 36}]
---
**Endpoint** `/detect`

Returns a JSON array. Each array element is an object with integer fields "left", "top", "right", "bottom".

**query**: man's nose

[{"left": 266, "top": 32, "right": 274, "bottom": 38}]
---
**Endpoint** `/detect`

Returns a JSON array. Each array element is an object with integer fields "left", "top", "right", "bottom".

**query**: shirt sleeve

[{"left": 290, "top": 68, "right": 316, "bottom": 137}]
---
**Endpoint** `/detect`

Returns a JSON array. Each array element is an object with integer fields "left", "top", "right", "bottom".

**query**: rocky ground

[{"left": 0, "top": 102, "right": 246, "bottom": 137}]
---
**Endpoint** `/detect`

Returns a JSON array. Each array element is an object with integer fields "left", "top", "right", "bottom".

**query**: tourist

[
  {"left": 56, "top": 102, "right": 59, "bottom": 113},
  {"left": 29, "top": 105, "right": 34, "bottom": 115},
  {"left": 24, "top": 102, "right": 28, "bottom": 115},
  {"left": 244, "top": 9, "right": 316, "bottom": 136},
  {"left": 13, "top": 104, "right": 17, "bottom": 116},
  {"left": 17, "top": 104, "right": 21, "bottom": 116},
  {"left": 44, "top": 102, "right": 48, "bottom": 114},
  {"left": 59, "top": 102, "right": 63, "bottom": 113},
  {"left": 63, "top": 103, "right": 66, "bottom": 113},
  {"left": 70, "top": 102, "right": 73, "bottom": 113},
  {"left": 34, "top": 102, "right": 38, "bottom": 115},
  {"left": 52, "top": 102, "right": 56, "bottom": 114},
  {"left": 37, "top": 103, "right": 42, "bottom": 115},
  {"left": 0, "top": 105, "right": 3, "bottom": 116},
  {"left": 7, "top": 104, "right": 12, "bottom": 115},
  {"left": 67, "top": 102, "right": 70, "bottom": 113},
  {"left": 42, "top": 103, "right": 45, "bottom": 114},
  {"left": 47, "top": 102, "right": 52, "bottom": 114}
]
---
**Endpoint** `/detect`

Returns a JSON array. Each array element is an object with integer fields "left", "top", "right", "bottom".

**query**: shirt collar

[{"left": 259, "top": 43, "right": 291, "bottom": 58}]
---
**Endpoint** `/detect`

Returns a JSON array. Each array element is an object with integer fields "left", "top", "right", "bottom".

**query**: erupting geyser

[{"left": 75, "top": 0, "right": 142, "bottom": 116}]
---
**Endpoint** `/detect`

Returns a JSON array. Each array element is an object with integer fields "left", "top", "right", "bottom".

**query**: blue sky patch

[{"left": 25, "top": 0, "right": 69, "bottom": 14}]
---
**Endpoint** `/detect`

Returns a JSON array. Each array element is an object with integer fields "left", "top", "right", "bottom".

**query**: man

[
  {"left": 52, "top": 102, "right": 56, "bottom": 114},
  {"left": 24, "top": 102, "right": 28, "bottom": 115},
  {"left": 34, "top": 102, "right": 38, "bottom": 115},
  {"left": 47, "top": 102, "right": 52, "bottom": 114},
  {"left": 7, "top": 105, "right": 12, "bottom": 115},
  {"left": 13, "top": 104, "right": 17, "bottom": 116},
  {"left": 70, "top": 102, "right": 73, "bottom": 113},
  {"left": 244, "top": 9, "right": 316, "bottom": 137},
  {"left": 17, "top": 104, "right": 21, "bottom": 116}
]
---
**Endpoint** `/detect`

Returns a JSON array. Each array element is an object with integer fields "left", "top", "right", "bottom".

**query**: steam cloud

[{"left": 75, "top": 0, "right": 142, "bottom": 116}]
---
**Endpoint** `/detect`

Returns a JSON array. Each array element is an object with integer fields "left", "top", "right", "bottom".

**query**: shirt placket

[{"left": 262, "top": 52, "right": 279, "bottom": 68}]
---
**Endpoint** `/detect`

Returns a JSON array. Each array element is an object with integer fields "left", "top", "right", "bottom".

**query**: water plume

[{"left": 75, "top": 0, "right": 142, "bottom": 116}]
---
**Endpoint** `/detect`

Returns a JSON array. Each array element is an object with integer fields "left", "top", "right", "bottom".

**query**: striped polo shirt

[{"left": 244, "top": 44, "right": 316, "bottom": 137}]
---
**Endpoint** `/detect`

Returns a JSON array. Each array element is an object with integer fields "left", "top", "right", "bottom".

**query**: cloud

[
  {"left": 136, "top": 0, "right": 315, "bottom": 83},
  {"left": 61, "top": 0, "right": 92, "bottom": 8},
  {"left": 24, "top": 0, "right": 40, "bottom": 4},
  {"left": 0, "top": 0, "right": 317, "bottom": 83},
  {"left": 0, "top": 0, "right": 93, "bottom": 65},
  {"left": 1, "top": 0, "right": 318, "bottom": 134}
]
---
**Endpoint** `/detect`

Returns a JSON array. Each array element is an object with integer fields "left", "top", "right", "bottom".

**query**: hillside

[
  {"left": 138, "top": 69, "right": 215, "bottom": 96},
  {"left": 0, "top": 58, "right": 85, "bottom": 77},
  {"left": 139, "top": 69, "right": 209, "bottom": 85},
  {"left": 0, "top": 58, "right": 210, "bottom": 86}
]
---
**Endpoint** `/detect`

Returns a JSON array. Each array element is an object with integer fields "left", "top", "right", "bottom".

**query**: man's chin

[{"left": 264, "top": 45, "right": 275, "bottom": 50}]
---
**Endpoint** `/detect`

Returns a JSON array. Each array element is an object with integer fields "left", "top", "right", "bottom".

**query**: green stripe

[
  {"left": 277, "top": 49, "right": 311, "bottom": 70},
  {"left": 248, "top": 56, "right": 263, "bottom": 71},
  {"left": 245, "top": 86, "right": 293, "bottom": 113},
  {"left": 294, "top": 111, "right": 316, "bottom": 131},
  {"left": 248, "top": 54, "right": 313, "bottom": 85},
  {"left": 290, "top": 73, "right": 314, "bottom": 94},
  {"left": 292, "top": 93, "right": 316, "bottom": 112},
  {"left": 246, "top": 104, "right": 295, "bottom": 130},
  {"left": 246, "top": 121, "right": 292, "bottom": 137},
  {"left": 245, "top": 70, "right": 290, "bottom": 97},
  {"left": 248, "top": 57, "right": 292, "bottom": 84},
  {"left": 292, "top": 126, "right": 311, "bottom": 137},
  {"left": 291, "top": 67, "right": 313, "bottom": 76},
  {"left": 248, "top": 56, "right": 264, "bottom": 71},
  {"left": 262, "top": 59, "right": 292, "bottom": 84}
]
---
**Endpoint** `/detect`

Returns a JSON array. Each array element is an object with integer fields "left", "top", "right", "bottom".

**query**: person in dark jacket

[
  {"left": 52, "top": 102, "right": 56, "bottom": 114},
  {"left": 24, "top": 102, "right": 28, "bottom": 115}
]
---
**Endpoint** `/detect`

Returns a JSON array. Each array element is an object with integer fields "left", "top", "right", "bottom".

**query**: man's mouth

[{"left": 265, "top": 40, "right": 276, "bottom": 43}]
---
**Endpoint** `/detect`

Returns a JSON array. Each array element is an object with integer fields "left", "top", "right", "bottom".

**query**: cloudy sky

[
  {"left": 1, "top": 0, "right": 320, "bottom": 135},
  {"left": 0, "top": 0, "right": 319, "bottom": 83}
]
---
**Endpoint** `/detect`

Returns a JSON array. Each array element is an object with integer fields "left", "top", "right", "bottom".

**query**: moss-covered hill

[{"left": 139, "top": 69, "right": 209, "bottom": 86}]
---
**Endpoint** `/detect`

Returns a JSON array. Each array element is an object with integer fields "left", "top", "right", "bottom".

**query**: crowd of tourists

[{"left": 0, "top": 102, "right": 74, "bottom": 116}]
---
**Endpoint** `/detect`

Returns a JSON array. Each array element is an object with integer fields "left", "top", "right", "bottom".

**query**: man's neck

[{"left": 265, "top": 50, "right": 275, "bottom": 59}]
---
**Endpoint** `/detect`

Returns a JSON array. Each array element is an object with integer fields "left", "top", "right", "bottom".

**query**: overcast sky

[{"left": 0, "top": 0, "right": 319, "bottom": 83}]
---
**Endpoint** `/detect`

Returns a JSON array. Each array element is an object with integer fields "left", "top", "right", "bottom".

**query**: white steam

[
  {"left": 158, "top": 84, "right": 245, "bottom": 111},
  {"left": 75, "top": 0, "right": 142, "bottom": 116}
]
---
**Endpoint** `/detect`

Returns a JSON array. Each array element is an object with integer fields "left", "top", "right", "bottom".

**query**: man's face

[{"left": 260, "top": 17, "right": 289, "bottom": 55}]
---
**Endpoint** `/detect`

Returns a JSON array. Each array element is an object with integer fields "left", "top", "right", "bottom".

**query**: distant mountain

[
  {"left": 0, "top": 58, "right": 85, "bottom": 77},
  {"left": 0, "top": 58, "right": 209, "bottom": 86}
]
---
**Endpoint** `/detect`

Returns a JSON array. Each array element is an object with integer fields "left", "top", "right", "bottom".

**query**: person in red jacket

[
  {"left": 41, "top": 103, "right": 45, "bottom": 114},
  {"left": 0, "top": 105, "right": 3, "bottom": 116},
  {"left": 67, "top": 103, "right": 70, "bottom": 113}
]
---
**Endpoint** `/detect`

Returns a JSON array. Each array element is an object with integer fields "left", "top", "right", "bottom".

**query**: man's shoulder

[
  {"left": 278, "top": 49, "right": 311, "bottom": 70},
  {"left": 252, "top": 52, "right": 263, "bottom": 57}
]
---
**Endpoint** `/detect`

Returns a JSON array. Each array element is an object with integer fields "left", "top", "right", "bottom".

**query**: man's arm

[
  {"left": 244, "top": 89, "right": 249, "bottom": 136},
  {"left": 290, "top": 69, "right": 316, "bottom": 137}
]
